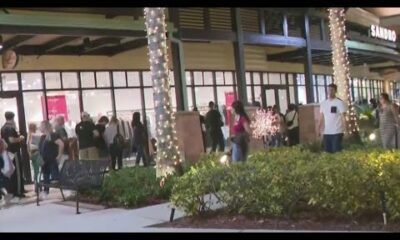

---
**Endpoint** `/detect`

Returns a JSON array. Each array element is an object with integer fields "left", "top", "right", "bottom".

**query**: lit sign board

[{"left": 370, "top": 25, "right": 396, "bottom": 42}]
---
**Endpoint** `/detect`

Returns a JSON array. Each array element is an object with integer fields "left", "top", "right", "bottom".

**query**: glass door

[{"left": 262, "top": 86, "right": 289, "bottom": 114}]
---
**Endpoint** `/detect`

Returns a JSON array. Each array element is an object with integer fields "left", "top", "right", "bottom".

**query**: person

[
  {"left": 27, "top": 123, "right": 42, "bottom": 192},
  {"left": 38, "top": 120, "right": 64, "bottom": 199},
  {"left": 1, "top": 111, "right": 25, "bottom": 200},
  {"left": 75, "top": 112, "right": 99, "bottom": 160},
  {"left": 205, "top": 101, "right": 225, "bottom": 153},
  {"left": 370, "top": 98, "right": 379, "bottom": 127},
  {"left": 270, "top": 105, "right": 286, "bottom": 147},
  {"left": 0, "top": 139, "right": 13, "bottom": 207},
  {"left": 132, "top": 112, "right": 148, "bottom": 167},
  {"left": 54, "top": 116, "right": 69, "bottom": 169},
  {"left": 318, "top": 83, "right": 347, "bottom": 153},
  {"left": 230, "top": 101, "right": 251, "bottom": 162},
  {"left": 95, "top": 116, "right": 109, "bottom": 160},
  {"left": 193, "top": 107, "right": 206, "bottom": 152},
  {"left": 104, "top": 116, "right": 124, "bottom": 170},
  {"left": 378, "top": 93, "right": 399, "bottom": 149},
  {"left": 285, "top": 104, "right": 299, "bottom": 146}
]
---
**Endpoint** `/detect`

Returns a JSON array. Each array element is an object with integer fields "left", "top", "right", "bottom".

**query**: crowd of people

[{"left": 0, "top": 111, "right": 152, "bottom": 205}]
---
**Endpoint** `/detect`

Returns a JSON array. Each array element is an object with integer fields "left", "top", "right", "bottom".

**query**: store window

[
  {"left": 62, "top": 72, "right": 79, "bottom": 89},
  {"left": 113, "top": 71, "right": 127, "bottom": 87},
  {"left": 96, "top": 71, "right": 111, "bottom": 88},
  {"left": 46, "top": 91, "right": 80, "bottom": 125},
  {"left": 142, "top": 71, "right": 152, "bottom": 87},
  {"left": 81, "top": 72, "right": 95, "bottom": 88},
  {"left": 2, "top": 73, "right": 19, "bottom": 91},
  {"left": 23, "top": 92, "right": 44, "bottom": 130},
  {"left": 45, "top": 72, "right": 62, "bottom": 90},
  {"left": 115, "top": 88, "right": 142, "bottom": 121},
  {"left": 127, "top": 71, "right": 141, "bottom": 87},
  {"left": 82, "top": 89, "right": 112, "bottom": 121},
  {"left": 22, "top": 72, "right": 43, "bottom": 90}
]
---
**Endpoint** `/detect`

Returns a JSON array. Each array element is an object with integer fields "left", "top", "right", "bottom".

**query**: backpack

[
  {"left": 39, "top": 135, "right": 58, "bottom": 163},
  {"left": 113, "top": 124, "right": 125, "bottom": 150}
]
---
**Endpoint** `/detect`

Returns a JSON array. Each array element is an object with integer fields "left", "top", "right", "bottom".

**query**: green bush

[
  {"left": 171, "top": 147, "right": 400, "bottom": 221},
  {"left": 99, "top": 167, "right": 177, "bottom": 208}
]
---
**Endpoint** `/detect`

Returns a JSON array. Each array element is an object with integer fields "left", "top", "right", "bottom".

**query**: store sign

[
  {"left": 370, "top": 25, "right": 397, "bottom": 42},
  {"left": 41, "top": 95, "right": 69, "bottom": 121}
]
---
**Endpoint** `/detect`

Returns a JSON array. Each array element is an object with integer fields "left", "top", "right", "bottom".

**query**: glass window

[
  {"left": 127, "top": 71, "right": 141, "bottom": 87},
  {"left": 195, "top": 87, "right": 214, "bottom": 111},
  {"left": 46, "top": 91, "right": 80, "bottom": 127},
  {"left": 269, "top": 73, "right": 281, "bottom": 85},
  {"left": 113, "top": 71, "right": 126, "bottom": 87},
  {"left": 326, "top": 75, "right": 333, "bottom": 85},
  {"left": 114, "top": 89, "right": 142, "bottom": 121},
  {"left": 262, "top": 73, "right": 269, "bottom": 84},
  {"left": 203, "top": 71, "right": 213, "bottom": 85},
  {"left": 142, "top": 71, "right": 152, "bottom": 87},
  {"left": 313, "top": 87, "right": 318, "bottom": 103},
  {"left": 96, "top": 71, "right": 110, "bottom": 88},
  {"left": 169, "top": 70, "right": 175, "bottom": 86},
  {"left": 82, "top": 90, "right": 112, "bottom": 121},
  {"left": 216, "top": 72, "right": 224, "bottom": 85},
  {"left": 22, "top": 72, "right": 43, "bottom": 90},
  {"left": 318, "top": 86, "right": 326, "bottom": 103},
  {"left": 296, "top": 74, "right": 305, "bottom": 85},
  {"left": 194, "top": 71, "right": 203, "bottom": 85},
  {"left": 80, "top": 72, "right": 95, "bottom": 88},
  {"left": 2, "top": 73, "right": 19, "bottom": 91},
  {"left": 289, "top": 86, "right": 295, "bottom": 104},
  {"left": 144, "top": 88, "right": 156, "bottom": 139},
  {"left": 253, "top": 72, "right": 261, "bottom": 85},
  {"left": 280, "top": 73, "right": 286, "bottom": 85},
  {"left": 246, "top": 72, "right": 251, "bottom": 85},
  {"left": 217, "top": 86, "right": 235, "bottom": 106},
  {"left": 62, "top": 72, "right": 79, "bottom": 89},
  {"left": 297, "top": 86, "right": 307, "bottom": 104},
  {"left": 288, "top": 74, "right": 294, "bottom": 85},
  {"left": 185, "top": 71, "right": 192, "bottom": 85},
  {"left": 45, "top": 72, "right": 61, "bottom": 89},
  {"left": 317, "top": 75, "right": 325, "bottom": 85},
  {"left": 224, "top": 72, "right": 234, "bottom": 85},
  {"left": 186, "top": 86, "right": 194, "bottom": 110},
  {"left": 247, "top": 86, "right": 252, "bottom": 103},
  {"left": 254, "top": 86, "right": 262, "bottom": 103},
  {"left": 23, "top": 92, "right": 44, "bottom": 130}
]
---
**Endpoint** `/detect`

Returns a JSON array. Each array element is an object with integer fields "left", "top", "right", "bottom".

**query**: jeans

[
  {"left": 109, "top": 144, "right": 123, "bottom": 170},
  {"left": 323, "top": 133, "right": 344, "bottom": 153},
  {"left": 270, "top": 133, "right": 282, "bottom": 147},
  {"left": 31, "top": 152, "right": 41, "bottom": 187},
  {"left": 232, "top": 142, "right": 247, "bottom": 162},
  {"left": 42, "top": 160, "right": 59, "bottom": 193},
  {"left": 135, "top": 144, "right": 147, "bottom": 167}
]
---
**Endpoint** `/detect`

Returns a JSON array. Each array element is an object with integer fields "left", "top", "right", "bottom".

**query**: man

[
  {"left": 318, "top": 83, "right": 347, "bottom": 153},
  {"left": 75, "top": 112, "right": 99, "bottom": 160},
  {"left": 285, "top": 104, "right": 299, "bottom": 146},
  {"left": 1, "top": 111, "right": 25, "bottom": 199},
  {"left": 205, "top": 101, "right": 225, "bottom": 153}
]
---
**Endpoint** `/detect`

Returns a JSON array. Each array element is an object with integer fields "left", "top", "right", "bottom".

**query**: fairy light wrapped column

[
  {"left": 328, "top": 8, "right": 359, "bottom": 135},
  {"left": 144, "top": 8, "right": 181, "bottom": 178}
]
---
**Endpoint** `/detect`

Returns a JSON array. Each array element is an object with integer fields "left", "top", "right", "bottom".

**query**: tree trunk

[
  {"left": 144, "top": 8, "right": 181, "bottom": 178},
  {"left": 328, "top": 8, "right": 359, "bottom": 136}
]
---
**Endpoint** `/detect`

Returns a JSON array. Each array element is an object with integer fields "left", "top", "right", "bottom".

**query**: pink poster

[
  {"left": 225, "top": 92, "right": 236, "bottom": 135},
  {"left": 41, "top": 95, "right": 69, "bottom": 121}
]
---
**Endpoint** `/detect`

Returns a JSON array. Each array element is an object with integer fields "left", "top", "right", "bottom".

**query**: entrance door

[
  {"left": 262, "top": 86, "right": 288, "bottom": 114},
  {"left": 0, "top": 91, "right": 31, "bottom": 183}
]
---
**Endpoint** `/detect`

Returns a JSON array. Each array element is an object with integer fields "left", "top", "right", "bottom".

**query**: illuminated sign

[{"left": 370, "top": 25, "right": 396, "bottom": 42}]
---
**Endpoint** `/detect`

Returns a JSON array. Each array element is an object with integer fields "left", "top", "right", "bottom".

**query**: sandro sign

[{"left": 370, "top": 25, "right": 397, "bottom": 42}]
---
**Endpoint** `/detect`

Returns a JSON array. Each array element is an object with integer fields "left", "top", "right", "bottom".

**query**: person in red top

[{"left": 230, "top": 101, "right": 252, "bottom": 162}]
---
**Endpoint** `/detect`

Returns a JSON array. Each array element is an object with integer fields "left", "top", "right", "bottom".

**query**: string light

[
  {"left": 144, "top": 8, "right": 181, "bottom": 178},
  {"left": 251, "top": 109, "right": 280, "bottom": 139},
  {"left": 328, "top": 8, "right": 359, "bottom": 135}
]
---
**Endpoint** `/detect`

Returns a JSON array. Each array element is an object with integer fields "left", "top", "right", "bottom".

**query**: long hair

[
  {"left": 380, "top": 93, "right": 390, "bottom": 103},
  {"left": 232, "top": 100, "right": 250, "bottom": 122},
  {"left": 132, "top": 112, "right": 142, "bottom": 128}
]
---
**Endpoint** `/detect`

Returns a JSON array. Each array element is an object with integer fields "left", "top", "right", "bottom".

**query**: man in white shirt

[{"left": 318, "top": 83, "right": 347, "bottom": 153}]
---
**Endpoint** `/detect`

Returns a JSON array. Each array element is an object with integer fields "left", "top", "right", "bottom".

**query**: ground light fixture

[{"left": 369, "top": 133, "right": 376, "bottom": 141}]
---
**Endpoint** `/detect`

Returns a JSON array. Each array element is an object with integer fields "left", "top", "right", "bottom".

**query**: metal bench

[{"left": 36, "top": 159, "right": 109, "bottom": 214}]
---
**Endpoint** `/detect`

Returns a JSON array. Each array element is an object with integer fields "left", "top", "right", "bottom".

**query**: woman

[
  {"left": 230, "top": 101, "right": 251, "bottom": 162},
  {"left": 378, "top": 93, "right": 399, "bottom": 149},
  {"left": 132, "top": 112, "right": 148, "bottom": 167},
  {"left": 104, "top": 116, "right": 123, "bottom": 170},
  {"left": 27, "top": 123, "right": 42, "bottom": 191},
  {"left": 38, "top": 120, "right": 64, "bottom": 199},
  {"left": 285, "top": 104, "right": 299, "bottom": 146},
  {"left": 270, "top": 105, "right": 285, "bottom": 147}
]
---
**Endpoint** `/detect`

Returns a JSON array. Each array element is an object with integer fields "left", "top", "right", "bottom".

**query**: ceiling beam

[
  {"left": 108, "top": 38, "right": 148, "bottom": 56},
  {"left": 12, "top": 8, "right": 143, "bottom": 18},
  {"left": 80, "top": 37, "right": 122, "bottom": 54},
  {"left": 40, "top": 36, "right": 81, "bottom": 53},
  {"left": 2, "top": 35, "right": 34, "bottom": 50}
]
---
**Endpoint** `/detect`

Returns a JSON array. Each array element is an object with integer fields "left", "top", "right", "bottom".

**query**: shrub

[{"left": 171, "top": 147, "right": 400, "bottom": 220}]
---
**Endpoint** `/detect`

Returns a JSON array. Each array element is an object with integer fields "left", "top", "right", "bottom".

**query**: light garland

[
  {"left": 251, "top": 109, "right": 280, "bottom": 139},
  {"left": 328, "top": 8, "right": 359, "bottom": 135},
  {"left": 144, "top": 8, "right": 181, "bottom": 178}
]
